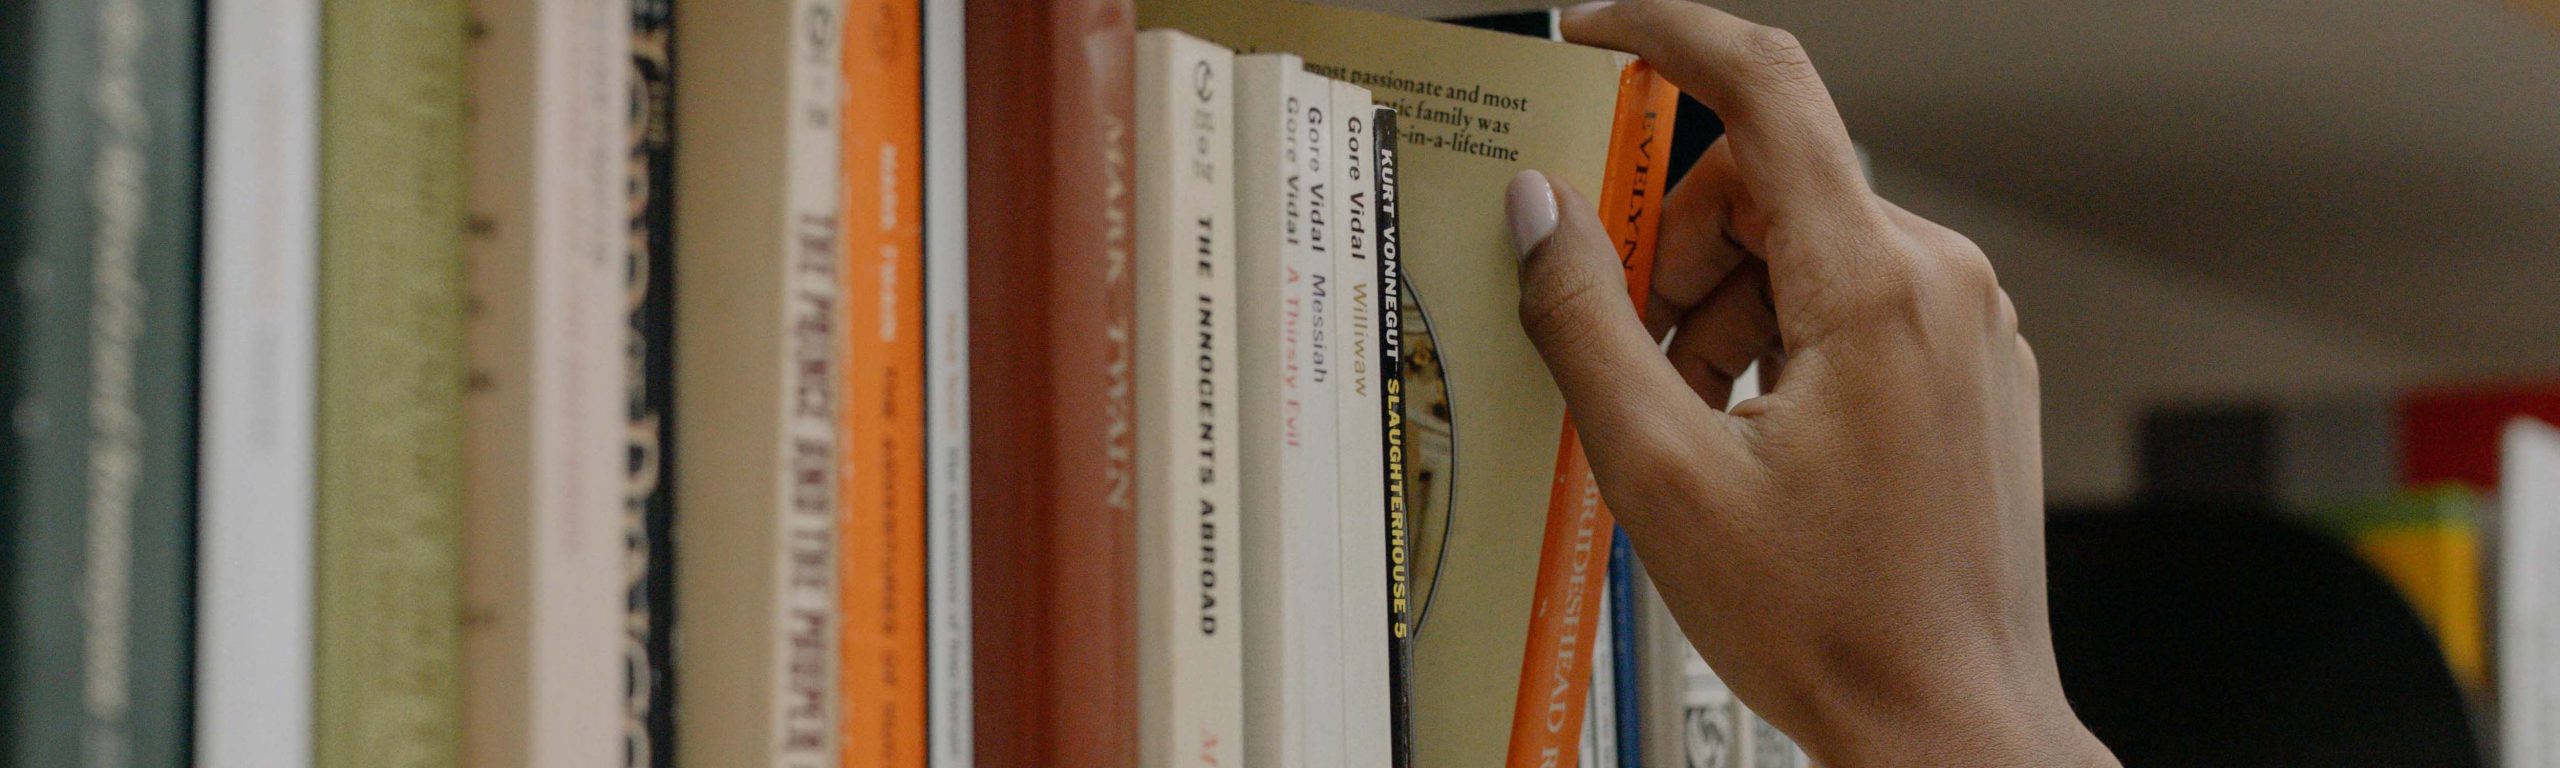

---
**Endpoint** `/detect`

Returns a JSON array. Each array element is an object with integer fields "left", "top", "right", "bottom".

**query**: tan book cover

[
  {"left": 314, "top": 0, "right": 471, "bottom": 765},
  {"left": 1135, "top": 2, "right": 1656, "bottom": 765},
  {"left": 459, "top": 0, "right": 630, "bottom": 765},
  {"left": 672, "top": 0, "right": 844, "bottom": 765}
]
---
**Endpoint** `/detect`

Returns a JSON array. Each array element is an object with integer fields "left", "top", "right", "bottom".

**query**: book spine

[
  {"left": 197, "top": 0, "right": 319, "bottom": 764},
  {"left": 918, "top": 0, "right": 972, "bottom": 763},
  {"left": 1608, "top": 529, "right": 1643, "bottom": 768},
  {"left": 779, "top": 2, "right": 844, "bottom": 763},
  {"left": 1505, "top": 62, "right": 1678, "bottom": 768},
  {"left": 670, "top": 0, "right": 840, "bottom": 763},
  {"left": 1584, "top": 583, "right": 1616, "bottom": 768},
  {"left": 1679, "top": 643, "right": 1737, "bottom": 768},
  {"left": 1289, "top": 65, "right": 1350, "bottom": 768},
  {"left": 1235, "top": 54, "right": 1311, "bottom": 768},
  {"left": 626, "top": 0, "right": 679, "bottom": 764},
  {"left": 1372, "top": 104, "right": 1416, "bottom": 768},
  {"left": 1635, "top": 559, "right": 1689, "bottom": 768},
  {"left": 1330, "top": 79, "right": 1393, "bottom": 768},
  {"left": 462, "top": 0, "right": 634, "bottom": 761},
  {"left": 839, "top": 0, "right": 928, "bottom": 765},
  {"left": 1135, "top": 29, "right": 1244, "bottom": 768},
  {"left": 311, "top": 0, "right": 472, "bottom": 764},
  {"left": 963, "top": 0, "right": 1138, "bottom": 763},
  {"left": 0, "top": 0, "right": 203, "bottom": 764}
]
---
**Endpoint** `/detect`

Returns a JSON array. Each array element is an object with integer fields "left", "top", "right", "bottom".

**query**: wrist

[{"left": 1794, "top": 667, "right": 2119, "bottom": 768}]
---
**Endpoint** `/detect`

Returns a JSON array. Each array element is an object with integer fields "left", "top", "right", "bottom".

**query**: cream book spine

[
  {"left": 1328, "top": 78, "right": 1394, "bottom": 768},
  {"left": 2502, "top": 418, "right": 2560, "bottom": 768},
  {"left": 922, "top": 0, "right": 974, "bottom": 764},
  {"left": 1236, "top": 52, "right": 1348, "bottom": 768},
  {"left": 1636, "top": 561, "right": 1690, "bottom": 768},
  {"left": 672, "top": 0, "right": 842, "bottom": 765},
  {"left": 1135, "top": 28, "right": 1245, "bottom": 768},
  {"left": 1584, "top": 584, "right": 1617, "bottom": 767},
  {"left": 197, "top": 0, "right": 318, "bottom": 765},
  {"left": 459, "top": 0, "right": 631, "bottom": 764}
]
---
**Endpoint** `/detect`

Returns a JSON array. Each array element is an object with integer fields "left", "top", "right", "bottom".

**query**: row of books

[{"left": 0, "top": 0, "right": 1804, "bottom": 765}]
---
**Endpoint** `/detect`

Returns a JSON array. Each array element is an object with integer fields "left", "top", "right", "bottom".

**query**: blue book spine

[{"left": 1609, "top": 528, "right": 1643, "bottom": 768}]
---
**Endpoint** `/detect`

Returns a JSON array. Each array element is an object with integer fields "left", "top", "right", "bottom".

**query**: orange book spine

[
  {"left": 1505, "top": 62, "right": 1679, "bottom": 768},
  {"left": 839, "top": 1, "right": 928, "bottom": 766}
]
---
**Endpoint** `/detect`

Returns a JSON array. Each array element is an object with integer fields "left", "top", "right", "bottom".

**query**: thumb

[{"left": 1509, "top": 170, "right": 1749, "bottom": 497}]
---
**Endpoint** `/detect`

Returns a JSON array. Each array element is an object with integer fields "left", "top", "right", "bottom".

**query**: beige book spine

[
  {"left": 1328, "top": 77, "right": 1394, "bottom": 768},
  {"left": 460, "top": 0, "right": 631, "bottom": 764},
  {"left": 1135, "top": 28, "right": 1245, "bottom": 768},
  {"left": 672, "top": 0, "right": 842, "bottom": 765}
]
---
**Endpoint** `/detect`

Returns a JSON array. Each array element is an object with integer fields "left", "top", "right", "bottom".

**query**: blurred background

[{"left": 1392, "top": 0, "right": 2560, "bottom": 764}]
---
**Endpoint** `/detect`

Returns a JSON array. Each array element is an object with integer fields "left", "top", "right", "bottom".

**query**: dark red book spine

[{"left": 966, "top": 0, "right": 1139, "bottom": 765}]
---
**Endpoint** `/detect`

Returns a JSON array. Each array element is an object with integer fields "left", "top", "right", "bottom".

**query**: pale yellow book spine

[{"left": 315, "top": 0, "right": 471, "bottom": 766}]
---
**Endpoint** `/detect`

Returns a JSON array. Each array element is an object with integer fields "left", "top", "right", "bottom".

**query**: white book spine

[
  {"left": 461, "top": 0, "right": 631, "bottom": 763},
  {"left": 775, "top": 1, "right": 843, "bottom": 763},
  {"left": 923, "top": 0, "right": 973, "bottom": 764},
  {"left": 1137, "top": 29, "right": 1245, "bottom": 768},
  {"left": 2503, "top": 419, "right": 2560, "bottom": 768},
  {"left": 1636, "top": 560, "right": 1691, "bottom": 768},
  {"left": 529, "top": 0, "right": 631, "bottom": 762},
  {"left": 195, "top": 1, "right": 318, "bottom": 765},
  {"left": 1237, "top": 53, "right": 1348, "bottom": 768},
  {"left": 1680, "top": 643, "right": 1740, "bottom": 768},
  {"left": 1329, "top": 79, "right": 1394, "bottom": 768},
  {"left": 1587, "top": 583, "right": 1618, "bottom": 768},
  {"left": 1286, "top": 71, "right": 1350, "bottom": 768}
]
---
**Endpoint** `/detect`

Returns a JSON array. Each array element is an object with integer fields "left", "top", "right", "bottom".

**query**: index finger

[{"left": 1561, "top": 0, "right": 1872, "bottom": 227}]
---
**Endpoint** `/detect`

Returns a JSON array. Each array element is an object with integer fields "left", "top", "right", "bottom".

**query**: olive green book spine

[
  {"left": 0, "top": 0, "right": 204, "bottom": 764},
  {"left": 314, "top": 0, "right": 471, "bottom": 766}
]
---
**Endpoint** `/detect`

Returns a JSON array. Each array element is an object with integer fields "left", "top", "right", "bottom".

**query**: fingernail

[
  {"left": 1560, "top": 1, "right": 1615, "bottom": 24},
  {"left": 1506, "top": 169, "right": 1558, "bottom": 262}
]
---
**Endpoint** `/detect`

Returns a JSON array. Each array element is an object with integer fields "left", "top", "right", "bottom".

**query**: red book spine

[{"left": 966, "top": 0, "right": 1139, "bottom": 766}]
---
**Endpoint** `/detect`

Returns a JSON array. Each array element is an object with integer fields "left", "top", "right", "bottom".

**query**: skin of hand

[{"left": 1503, "top": 2, "right": 2122, "bottom": 766}]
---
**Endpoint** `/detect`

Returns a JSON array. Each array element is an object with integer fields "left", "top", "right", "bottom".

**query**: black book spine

[
  {"left": 1373, "top": 105, "right": 1414, "bottom": 768},
  {"left": 626, "top": 1, "right": 679, "bottom": 766}
]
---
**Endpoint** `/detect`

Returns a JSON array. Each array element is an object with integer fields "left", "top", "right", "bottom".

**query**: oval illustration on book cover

[{"left": 1400, "top": 278, "right": 1456, "bottom": 634}]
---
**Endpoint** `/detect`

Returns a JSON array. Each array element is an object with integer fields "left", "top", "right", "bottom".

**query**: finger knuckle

[
  {"left": 1602, "top": 438, "right": 1717, "bottom": 513},
  {"left": 1941, "top": 249, "right": 2001, "bottom": 303},
  {"left": 1519, "top": 265, "right": 1617, "bottom": 352},
  {"left": 1838, "top": 238, "right": 1931, "bottom": 322},
  {"left": 1994, "top": 288, "right": 2021, "bottom": 336},
  {"left": 1737, "top": 24, "right": 1817, "bottom": 90}
]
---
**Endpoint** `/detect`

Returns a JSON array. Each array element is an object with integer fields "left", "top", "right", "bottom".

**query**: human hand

[{"left": 1503, "top": 2, "right": 2119, "bottom": 766}]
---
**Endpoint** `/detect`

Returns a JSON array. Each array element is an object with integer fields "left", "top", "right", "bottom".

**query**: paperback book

[
  {"left": 1134, "top": 28, "right": 1246, "bottom": 768},
  {"left": 1135, "top": 2, "right": 1678, "bottom": 764}
]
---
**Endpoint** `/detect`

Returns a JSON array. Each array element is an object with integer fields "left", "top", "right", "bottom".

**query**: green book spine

[
  {"left": 314, "top": 0, "right": 471, "bottom": 767},
  {"left": 0, "top": 0, "right": 205, "bottom": 765}
]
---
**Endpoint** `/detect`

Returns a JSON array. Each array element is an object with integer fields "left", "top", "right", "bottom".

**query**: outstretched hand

[{"left": 1505, "top": 2, "right": 2119, "bottom": 766}]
